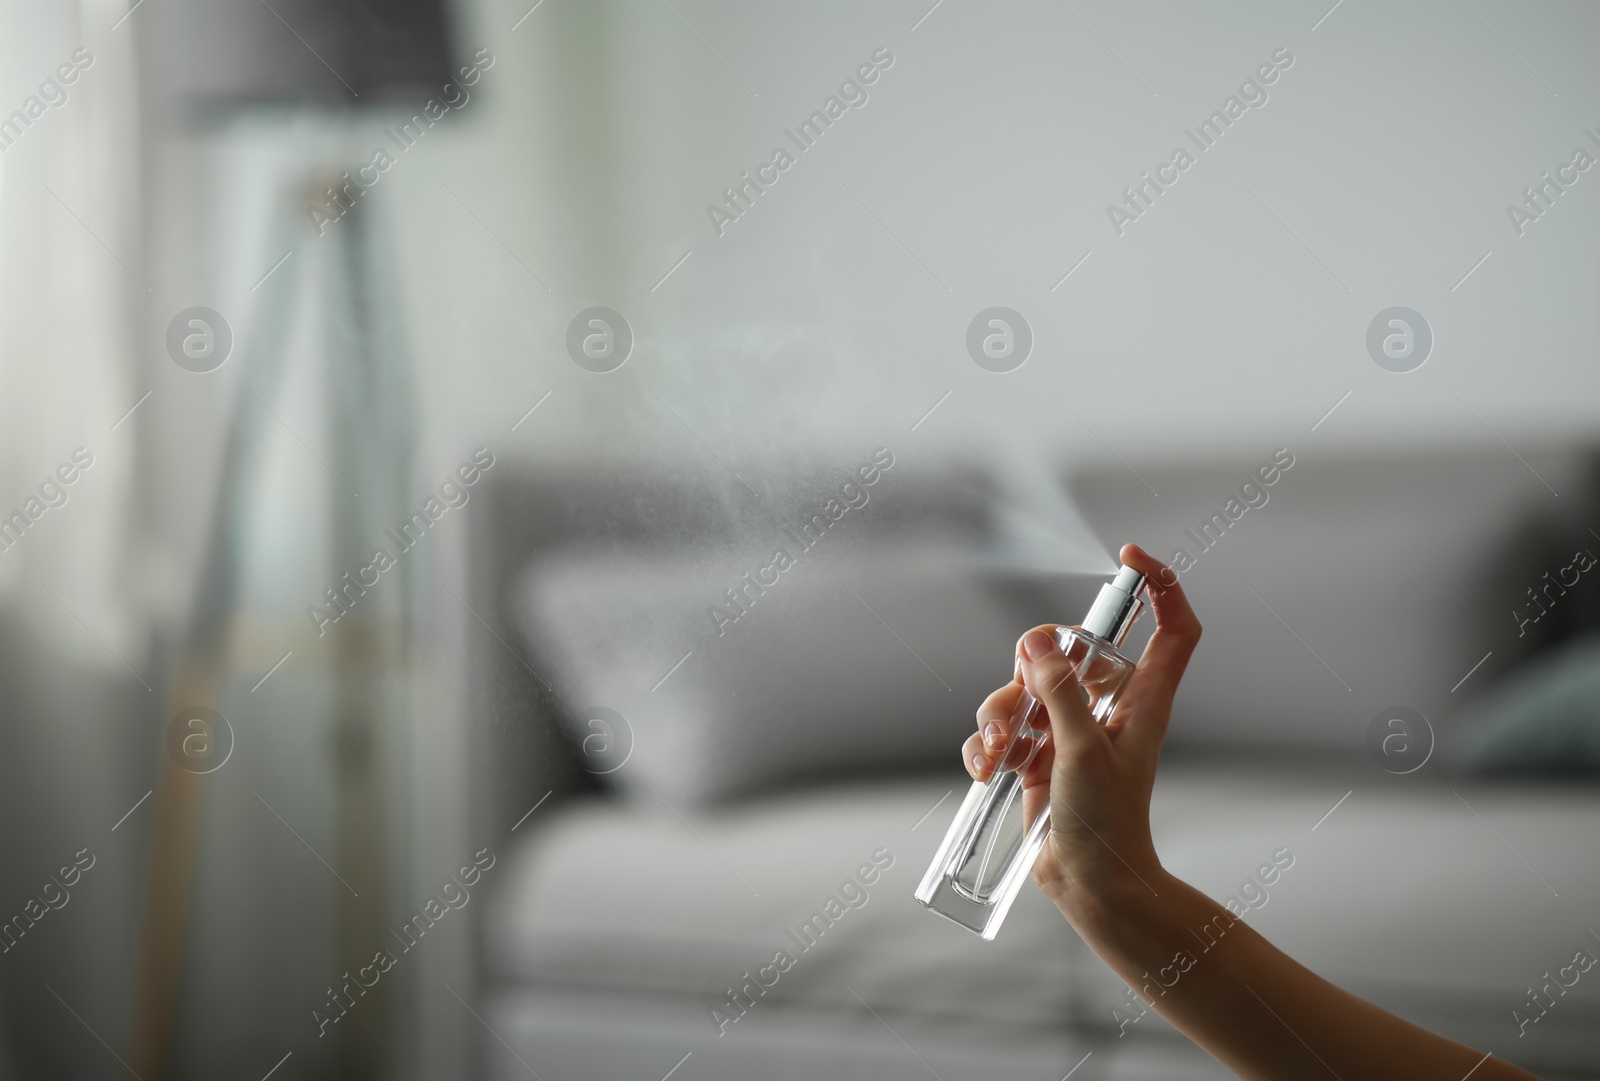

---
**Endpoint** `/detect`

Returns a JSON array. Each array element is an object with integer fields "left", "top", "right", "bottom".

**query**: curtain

[{"left": 0, "top": 0, "right": 143, "bottom": 668}]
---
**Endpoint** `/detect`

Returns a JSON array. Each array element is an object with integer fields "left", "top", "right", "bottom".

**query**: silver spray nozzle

[{"left": 1081, "top": 564, "right": 1148, "bottom": 645}]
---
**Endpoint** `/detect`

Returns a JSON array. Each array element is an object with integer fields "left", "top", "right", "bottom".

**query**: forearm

[{"left": 1053, "top": 869, "right": 1538, "bottom": 1081}]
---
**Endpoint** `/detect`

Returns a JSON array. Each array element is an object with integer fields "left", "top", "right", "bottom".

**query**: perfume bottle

[{"left": 915, "top": 565, "right": 1148, "bottom": 939}]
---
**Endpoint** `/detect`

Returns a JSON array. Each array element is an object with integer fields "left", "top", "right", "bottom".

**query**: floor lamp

[{"left": 133, "top": 4, "right": 450, "bottom": 1076}]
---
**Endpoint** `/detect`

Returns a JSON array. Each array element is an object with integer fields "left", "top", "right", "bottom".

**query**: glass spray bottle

[{"left": 915, "top": 565, "right": 1148, "bottom": 939}]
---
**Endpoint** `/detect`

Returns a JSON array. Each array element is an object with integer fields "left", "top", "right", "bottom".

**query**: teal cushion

[{"left": 1463, "top": 633, "right": 1600, "bottom": 775}]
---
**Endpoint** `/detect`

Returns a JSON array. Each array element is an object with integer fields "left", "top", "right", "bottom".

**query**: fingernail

[
  {"left": 971, "top": 753, "right": 987, "bottom": 774},
  {"left": 983, "top": 722, "right": 1004, "bottom": 749},
  {"left": 1021, "top": 629, "right": 1056, "bottom": 662}
]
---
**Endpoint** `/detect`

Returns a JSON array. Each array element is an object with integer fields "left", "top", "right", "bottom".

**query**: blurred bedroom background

[{"left": 0, "top": 0, "right": 1597, "bottom": 1078}]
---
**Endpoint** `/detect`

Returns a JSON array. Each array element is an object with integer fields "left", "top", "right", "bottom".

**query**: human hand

[
  {"left": 960, "top": 547, "right": 1546, "bottom": 1081},
  {"left": 960, "top": 543, "right": 1202, "bottom": 917}
]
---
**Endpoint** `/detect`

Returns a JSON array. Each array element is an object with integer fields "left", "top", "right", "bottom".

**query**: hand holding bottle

[
  {"left": 957, "top": 543, "right": 1539, "bottom": 1081},
  {"left": 961, "top": 543, "right": 1200, "bottom": 912}
]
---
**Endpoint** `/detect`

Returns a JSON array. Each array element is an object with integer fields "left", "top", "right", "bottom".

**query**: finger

[
  {"left": 1117, "top": 543, "right": 1202, "bottom": 710},
  {"left": 962, "top": 732, "right": 994, "bottom": 781},
  {"left": 976, "top": 680, "right": 1028, "bottom": 751},
  {"left": 975, "top": 679, "right": 1055, "bottom": 781},
  {"left": 1016, "top": 627, "right": 1098, "bottom": 753}
]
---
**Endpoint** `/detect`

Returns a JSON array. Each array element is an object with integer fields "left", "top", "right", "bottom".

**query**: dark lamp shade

[{"left": 173, "top": 0, "right": 456, "bottom": 114}]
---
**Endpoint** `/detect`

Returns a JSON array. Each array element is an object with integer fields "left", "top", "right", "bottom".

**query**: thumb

[{"left": 1017, "top": 628, "right": 1097, "bottom": 751}]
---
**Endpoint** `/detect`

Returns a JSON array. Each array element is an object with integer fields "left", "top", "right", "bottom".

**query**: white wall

[{"left": 383, "top": 0, "right": 1599, "bottom": 477}]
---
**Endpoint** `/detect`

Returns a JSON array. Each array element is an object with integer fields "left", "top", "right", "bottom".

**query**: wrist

[{"left": 1046, "top": 862, "right": 1175, "bottom": 942}]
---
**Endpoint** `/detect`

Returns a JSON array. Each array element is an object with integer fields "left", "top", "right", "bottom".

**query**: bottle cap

[{"left": 1081, "top": 565, "right": 1147, "bottom": 645}]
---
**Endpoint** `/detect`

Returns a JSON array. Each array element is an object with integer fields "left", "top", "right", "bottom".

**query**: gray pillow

[{"left": 511, "top": 548, "right": 1033, "bottom": 804}]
